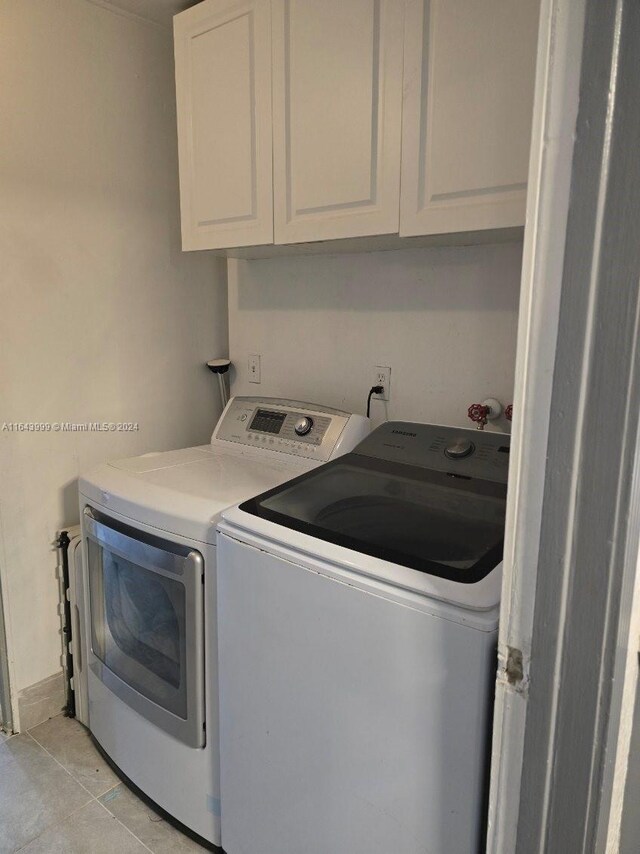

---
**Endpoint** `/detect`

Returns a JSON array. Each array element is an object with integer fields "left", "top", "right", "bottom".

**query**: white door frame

[
  {"left": 488, "top": 0, "right": 640, "bottom": 850},
  {"left": 486, "top": 0, "right": 586, "bottom": 847}
]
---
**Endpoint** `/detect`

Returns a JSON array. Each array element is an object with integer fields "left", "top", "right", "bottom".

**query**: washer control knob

[
  {"left": 294, "top": 416, "right": 314, "bottom": 436},
  {"left": 444, "top": 439, "right": 475, "bottom": 460}
]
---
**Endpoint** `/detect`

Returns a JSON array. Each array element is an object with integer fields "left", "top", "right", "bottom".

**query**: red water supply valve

[
  {"left": 505, "top": 404, "right": 513, "bottom": 422},
  {"left": 468, "top": 403, "right": 490, "bottom": 430}
]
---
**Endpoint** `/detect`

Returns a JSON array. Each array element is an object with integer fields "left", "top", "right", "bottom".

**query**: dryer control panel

[{"left": 213, "top": 397, "right": 370, "bottom": 463}]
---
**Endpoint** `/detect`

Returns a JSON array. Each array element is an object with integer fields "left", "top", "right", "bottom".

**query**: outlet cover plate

[{"left": 373, "top": 365, "right": 391, "bottom": 401}]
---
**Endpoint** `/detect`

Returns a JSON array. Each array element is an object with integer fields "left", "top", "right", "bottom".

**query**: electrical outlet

[
  {"left": 372, "top": 365, "right": 391, "bottom": 401},
  {"left": 248, "top": 354, "right": 261, "bottom": 384}
]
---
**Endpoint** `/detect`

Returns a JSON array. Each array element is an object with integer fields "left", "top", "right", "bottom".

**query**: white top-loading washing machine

[
  {"left": 217, "top": 420, "right": 510, "bottom": 854},
  {"left": 78, "top": 397, "right": 369, "bottom": 849}
]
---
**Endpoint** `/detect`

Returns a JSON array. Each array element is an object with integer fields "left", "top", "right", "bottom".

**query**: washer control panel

[
  {"left": 214, "top": 397, "right": 367, "bottom": 462},
  {"left": 355, "top": 421, "right": 510, "bottom": 483}
]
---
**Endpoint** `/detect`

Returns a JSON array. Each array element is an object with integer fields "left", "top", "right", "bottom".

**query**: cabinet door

[
  {"left": 174, "top": 0, "right": 273, "bottom": 250},
  {"left": 400, "top": 0, "right": 539, "bottom": 237},
  {"left": 272, "top": 0, "right": 404, "bottom": 244}
]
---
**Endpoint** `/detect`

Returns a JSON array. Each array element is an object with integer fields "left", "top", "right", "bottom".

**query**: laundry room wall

[
  {"left": 0, "top": 0, "right": 227, "bottom": 729},
  {"left": 227, "top": 242, "right": 522, "bottom": 429}
]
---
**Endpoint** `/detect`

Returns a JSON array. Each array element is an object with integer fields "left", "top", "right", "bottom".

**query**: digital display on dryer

[{"left": 250, "top": 409, "right": 287, "bottom": 434}]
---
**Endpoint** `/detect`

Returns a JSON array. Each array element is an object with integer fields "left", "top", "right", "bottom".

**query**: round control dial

[
  {"left": 444, "top": 439, "right": 475, "bottom": 460},
  {"left": 294, "top": 416, "right": 314, "bottom": 436}
]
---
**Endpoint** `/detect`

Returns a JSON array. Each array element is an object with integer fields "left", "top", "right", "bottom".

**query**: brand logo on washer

[{"left": 391, "top": 429, "right": 417, "bottom": 437}]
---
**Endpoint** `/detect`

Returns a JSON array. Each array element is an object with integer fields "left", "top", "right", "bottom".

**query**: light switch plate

[{"left": 248, "top": 354, "right": 261, "bottom": 383}]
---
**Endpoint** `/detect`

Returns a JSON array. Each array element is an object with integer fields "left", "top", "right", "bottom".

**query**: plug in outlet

[
  {"left": 248, "top": 354, "right": 261, "bottom": 384},
  {"left": 372, "top": 366, "right": 391, "bottom": 401}
]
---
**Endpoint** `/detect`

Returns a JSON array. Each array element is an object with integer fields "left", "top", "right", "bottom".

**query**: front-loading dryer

[{"left": 78, "top": 397, "right": 369, "bottom": 849}]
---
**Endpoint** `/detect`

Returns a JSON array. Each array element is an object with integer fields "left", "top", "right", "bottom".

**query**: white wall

[
  {"left": 228, "top": 243, "right": 522, "bottom": 429},
  {"left": 0, "top": 0, "right": 227, "bottom": 715}
]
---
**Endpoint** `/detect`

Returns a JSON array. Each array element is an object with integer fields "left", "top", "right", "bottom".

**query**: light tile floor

[{"left": 0, "top": 715, "right": 209, "bottom": 853}]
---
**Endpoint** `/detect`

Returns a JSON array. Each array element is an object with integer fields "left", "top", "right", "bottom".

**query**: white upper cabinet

[
  {"left": 173, "top": 0, "right": 539, "bottom": 252},
  {"left": 400, "top": 0, "right": 539, "bottom": 237},
  {"left": 271, "top": 0, "right": 405, "bottom": 244},
  {"left": 174, "top": 0, "right": 273, "bottom": 250}
]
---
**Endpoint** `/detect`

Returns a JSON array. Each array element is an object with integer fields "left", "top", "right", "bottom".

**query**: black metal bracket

[{"left": 56, "top": 530, "right": 76, "bottom": 719}]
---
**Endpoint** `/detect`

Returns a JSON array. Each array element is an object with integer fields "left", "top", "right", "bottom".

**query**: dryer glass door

[{"left": 84, "top": 509, "right": 205, "bottom": 748}]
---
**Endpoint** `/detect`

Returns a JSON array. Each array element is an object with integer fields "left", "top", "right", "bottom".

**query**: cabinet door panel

[
  {"left": 174, "top": 0, "right": 273, "bottom": 249},
  {"left": 400, "top": 0, "right": 539, "bottom": 237},
  {"left": 272, "top": 0, "right": 404, "bottom": 244}
]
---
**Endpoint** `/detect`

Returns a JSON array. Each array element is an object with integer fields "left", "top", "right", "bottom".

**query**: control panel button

[
  {"left": 294, "top": 416, "right": 314, "bottom": 436},
  {"left": 444, "top": 439, "right": 475, "bottom": 460}
]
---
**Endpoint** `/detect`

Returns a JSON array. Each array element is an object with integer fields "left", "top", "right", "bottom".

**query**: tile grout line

[
  {"left": 25, "top": 730, "right": 96, "bottom": 801},
  {"left": 94, "top": 793, "right": 156, "bottom": 854},
  {"left": 14, "top": 799, "right": 93, "bottom": 853},
  {"left": 27, "top": 727, "right": 118, "bottom": 803},
  {"left": 25, "top": 728, "right": 155, "bottom": 854},
  {"left": 27, "top": 726, "right": 117, "bottom": 799},
  {"left": 12, "top": 731, "right": 93, "bottom": 853}
]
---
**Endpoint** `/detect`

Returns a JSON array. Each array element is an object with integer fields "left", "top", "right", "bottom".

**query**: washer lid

[{"left": 238, "top": 450, "right": 507, "bottom": 586}]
